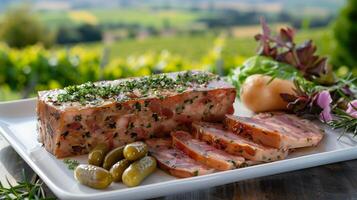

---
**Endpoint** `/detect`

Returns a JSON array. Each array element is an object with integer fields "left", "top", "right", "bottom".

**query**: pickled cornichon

[
  {"left": 74, "top": 164, "right": 112, "bottom": 189},
  {"left": 122, "top": 156, "right": 157, "bottom": 187},
  {"left": 103, "top": 146, "right": 125, "bottom": 170},
  {"left": 88, "top": 143, "right": 109, "bottom": 166},
  {"left": 109, "top": 159, "right": 131, "bottom": 182},
  {"left": 123, "top": 142, "right": 148, "bottom": 161}
]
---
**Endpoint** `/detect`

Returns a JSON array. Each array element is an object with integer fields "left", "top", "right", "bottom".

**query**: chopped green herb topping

[
  {"left": 54, "top": 71, "right": 217, "bottom": 105},
  {"left": 63, "top": 159, "right": 79, "bottom": 170}
]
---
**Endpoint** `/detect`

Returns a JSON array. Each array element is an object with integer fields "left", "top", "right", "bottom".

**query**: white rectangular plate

[{"left": 1, "top": 98, "right": 357, "bottom": 200}]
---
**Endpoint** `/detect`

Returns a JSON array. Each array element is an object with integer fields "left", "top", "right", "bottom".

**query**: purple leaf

[
  {"left": 279, "top": 28, "right": 295, "bottom": 44},
  {"left": 308, "top": 57, "right": 328, "bottom": 77},
  {"left": 260, "top": 17, "right": 271, "bottom": 37},
  {"left": 277, "top": 51, "right": 296, "bottom": 66},
  {"left": 254, "top": 18, "right": 333, "bottom": 83},
  {"left": 316, "top": 90, "right": 333, "bottom": 122}
]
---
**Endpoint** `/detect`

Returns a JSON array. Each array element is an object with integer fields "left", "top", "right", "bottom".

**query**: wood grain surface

[
  {"left": 152, "top": 159, "right": 357, "bottom": 200},
  {"left": 1, "top": 134, "right": 357, "bottom": 200}
]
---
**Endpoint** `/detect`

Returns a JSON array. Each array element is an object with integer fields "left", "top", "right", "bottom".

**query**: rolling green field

[
  {"left": 37, "top": 8, "right": 204, "bottom": 28},
  {"left": 82, "top": 34, "right": 217, "bottom": 60},
  {"left": 90, "top": 8, "right": 203, "bottom": 28},
  {"left": 37, "top": 11, "right": 72, "bottom": 28},
  {"left": 80, "top": 27, "right": 333, "bottom": 62}
]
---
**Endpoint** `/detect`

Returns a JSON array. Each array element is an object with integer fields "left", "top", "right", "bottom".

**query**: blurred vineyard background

[{"left": 0, "top": 0, "right": 355, "bottom": 101}]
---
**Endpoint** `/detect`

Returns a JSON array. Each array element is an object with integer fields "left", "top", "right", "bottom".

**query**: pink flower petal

[
  {"left": 316, "top": 90, "right": 332, "bottom": 108},
  {"left": 346, "top": 100, "right": 357, "bottom": 118},
  {"left": 320, "top": 106, "right": 333, "bottom": 122},
  {"left": 316, "top": 90, "right": 333, "bottom": 122}
]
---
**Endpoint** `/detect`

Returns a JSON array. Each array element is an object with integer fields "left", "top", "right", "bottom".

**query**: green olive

[
  {"left": 109, "top": 159, "right": 131, "bottom": 182},
  {"left": 122, "top": 156, "right": 157, "bottom": 187},
  {"left": 88, "top": 143, "right": 109, "bottom": 166},
  {"left": 74, "top": 164, "right": 112, "bottom": 189},
  {"left": 103, "top": 146, "right": 125, "bottom": 170},
  {"left": 123, "top": 142, "right": 148, "bottom": 161}
]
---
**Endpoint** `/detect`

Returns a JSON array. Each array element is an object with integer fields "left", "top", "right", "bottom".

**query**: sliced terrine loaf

[{"left": 37, "top": 71, "right": 236, "bottom": 158}]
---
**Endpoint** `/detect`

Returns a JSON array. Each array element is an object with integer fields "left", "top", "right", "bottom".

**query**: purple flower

[
  {"left": 346, "top": 100, "right": 357, "bottom": 118},
  {"left": 316, "top": 90, "right": 333, "bottom": 122}
]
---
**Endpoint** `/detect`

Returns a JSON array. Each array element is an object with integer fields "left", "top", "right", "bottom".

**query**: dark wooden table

[
  {"left": 154, "top": 160, "right": 357, "bottom": 200},
  {"left": 1, "top": 133, "right": 357, "bottom": 200}
]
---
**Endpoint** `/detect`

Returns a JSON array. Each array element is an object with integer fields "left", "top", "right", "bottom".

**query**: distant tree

[
  {"left": 56, "top": 24, "right": 102, "bottom": 44},
  {"left": 0, "top": 6, "right": 54, "bottom": 48},
  {"left": 147, "top": 26, "right": 159, "bottom": 36},
  {"left": 333, "top": 0, "right": 357, "bottom": 69},
  {"left": 127, "top": 28, "right": 137, "bottom": 39},
  {"left": 77, "top": 24, "right": 102, "bottom": 42},
  {"left": 56, "top": 26, "right": 82, "bottom": 44}
]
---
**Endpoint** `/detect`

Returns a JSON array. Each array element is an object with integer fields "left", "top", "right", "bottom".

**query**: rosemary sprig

[
  {"left": 0, "top": 170, "right": 55, "bottom": 200},
  {"left": 329, "top": 108, "right": 357, "bottom": 137}
]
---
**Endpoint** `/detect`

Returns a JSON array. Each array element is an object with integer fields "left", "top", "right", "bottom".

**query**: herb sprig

[
  {"left": 0, "top": 170, "right": 55, "bottom": 200},
  {"left": 329, "top": 108, "right": 357, "bottom": 137},
  {"left": 63, "top": 159, "right": 79, "bottom": 170}
]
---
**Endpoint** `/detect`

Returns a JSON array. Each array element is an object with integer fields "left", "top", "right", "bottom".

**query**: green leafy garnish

[
  {"left": 63, "top": 159, "right": 79, "bottom": 170},
  {"left": 329, "top": 108, "right": 357, "bottom": 137},
  {"left": 0, "top": 170, "right": 55, "bottom": 199},
  {"left": 228, "top": 56, "right": 304, "bottom": 96}
]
